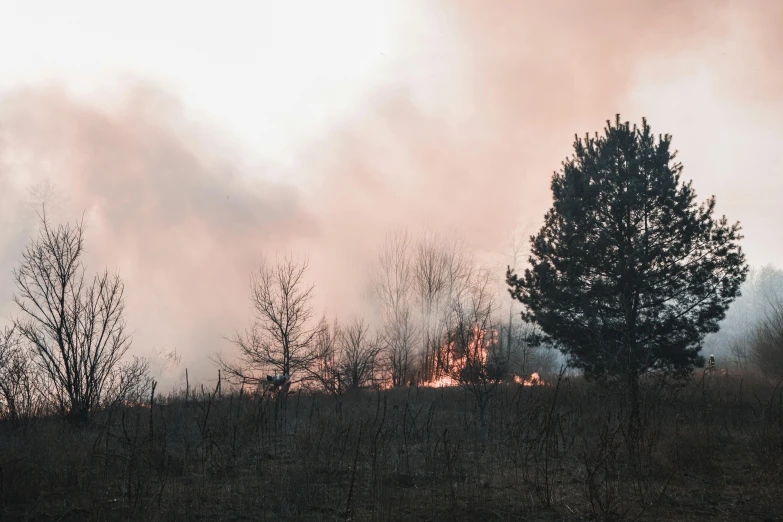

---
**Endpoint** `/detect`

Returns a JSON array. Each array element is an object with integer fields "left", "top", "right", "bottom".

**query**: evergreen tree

[{"left": 507, "top": 116, "right": 748, "bottom": 384}]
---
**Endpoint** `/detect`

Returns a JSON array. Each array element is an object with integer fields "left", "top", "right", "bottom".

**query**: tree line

[{"left": 1, "top": 115, "right": 768, "bottom": 427}]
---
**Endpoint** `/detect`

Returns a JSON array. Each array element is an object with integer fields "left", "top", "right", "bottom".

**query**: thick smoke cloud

[
  {"left": 302, "top": 0, "right": 783, "bottom": 300},
  {"left": 298, "top": 0, "right": 782, "bottom": 307},
  {"left": 0, "top": 0, "right": 781, "bottom": 386},
  {"left": 0, "top": 86, "right": 317, "bottom": 384}
]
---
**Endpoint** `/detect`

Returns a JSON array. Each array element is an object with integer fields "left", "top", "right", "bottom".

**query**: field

[{"left": 1, "top": 373, "right": 782, "bottom": 521}]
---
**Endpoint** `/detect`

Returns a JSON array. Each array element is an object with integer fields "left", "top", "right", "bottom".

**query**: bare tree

[
  {"left": 217, "top": 254, "right": 322, "bottom": 386},
  {"left": 413, "top": 232, "right": 471, "bottom": 381},
  {"left": 749, "top": 298, "right": 783, "bottom": 379},
  {"left": 500, "top": 319, "right": 535, "bottom": 377},
  {"left": 729, "top": 337, "right": 752, "bottom": 371},
  {"left": 500, "top": 321, "right": 560, "bottom": 381},
  {"left": 495, "top": 223, "right": 560, "bottom": 381},
  {"left": 338, "top": 317, "right": 382, "bottom": 390},
  {"left": 372, "top": 229, "right": 419, "bottom": 387},
  {"left": 501, "top": 224, "right": 532, "bottom": 376},
  {"left": 707, "top": 265, "right": 783, "bottom": 369},
  {"left": 437, "top": 268, "right": 508, "bottom": 428},
  {"left": 12, "top": 211, "right": 149, "bottom": 423},
  {"left": 440, "top": 236, "right": 472, "bottom": 304},
  {"left": 381, "top": 305, "right": 418, "bottom": 387},
  {"left": 307, "top": 317, "right": 345, "bottom": 395},
  {"left": 373, "top": 229, "right": 414, "bottom": 316},
  {"left": 0, "top": 325, "right": 42, "bottom": 425},
  {"left": 413, "top": 232, "right": 448, "bottom": 381}
]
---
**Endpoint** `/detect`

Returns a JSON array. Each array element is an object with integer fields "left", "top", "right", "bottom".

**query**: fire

[
  {"left": 423, "top": 340, "right": 463, "bottom": 388},
  {"left": 122, "top": 400, "right": 151, "bottom": 408},
  {"left": 409, "top": 324, "right": 548, "bottom": 389},
  {"left": 424, "top": 373, "right": 461, "bottom": 388},
  {"left": 376, "top": 379, "right": 395, "bottom": 391},
  {"left": 422, "top": 325, "right": 495, "bottom": 388},
  {"left": 514, "top": 372, "right": 544, "bottom": 386}
]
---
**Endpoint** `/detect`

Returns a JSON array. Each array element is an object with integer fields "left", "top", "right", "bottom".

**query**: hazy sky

[{"left": 0, "top": 0, "right": 781, "bottom": 385}]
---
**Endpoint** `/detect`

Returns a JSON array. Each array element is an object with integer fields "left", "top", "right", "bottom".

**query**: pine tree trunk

[{"left": 626, "top": 370, "right": 641, "bottom": 457}]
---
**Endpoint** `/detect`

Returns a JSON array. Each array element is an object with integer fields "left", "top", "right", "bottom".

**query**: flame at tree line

[
  {"left": 243, "top": 322, "right": 547, "bottom": 393},
  {"left": 422, "top": 325, "right": 545, "bottom": 388},
  {"left": 513, "top": 372, "right": 543, "bottom": 386}
]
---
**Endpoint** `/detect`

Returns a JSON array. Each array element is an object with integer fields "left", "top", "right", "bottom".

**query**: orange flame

[
  {"left": 422, "top": 325, "right": 494, "bottom": 388},
  {"left": 424, "top": 373, "right": 461, "bottom": 388},
  {"left": 123, "top": 400, "right": 151, "bottom": 408},
  {"left": 400, "top": 325, "right": 548, "bottom": 389},
  {"left": 514, "top": 372, "right": 543, "bottom": 386}
]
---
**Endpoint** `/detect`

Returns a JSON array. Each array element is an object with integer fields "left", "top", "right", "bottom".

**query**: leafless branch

[
  {"left": 215, "top": 253, "right": 322, "bottom": 386},
  {"left": 12, "top": 209, "right": 148, "bottom": 423}
]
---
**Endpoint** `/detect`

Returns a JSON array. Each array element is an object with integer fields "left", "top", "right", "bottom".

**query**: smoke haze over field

[{"left": 0, "top": 0, "right": 781, "bottom": 385}]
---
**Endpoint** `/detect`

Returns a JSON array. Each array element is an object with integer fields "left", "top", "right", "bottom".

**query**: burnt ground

[{"left": 1, "top": 374, "right": 781, "bottom": 521}]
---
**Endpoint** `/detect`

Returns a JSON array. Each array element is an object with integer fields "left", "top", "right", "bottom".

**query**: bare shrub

[
  {"left": 1, "top": 369, "right": 782, "bottom": 520},
  {"left": 0, "top": 325, "right": 42, "bottom": 424}
]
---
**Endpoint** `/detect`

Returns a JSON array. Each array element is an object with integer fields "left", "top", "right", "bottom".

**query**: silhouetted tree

[
  {"left": 13, "top": 211, "right": 150, "bottom": 423},
  {"left": 307, "top": 318, "right": 345, "bottom": 395},
  {"left": 507, "top": 116, "right": 747, "bottom": 390},
  {"left": 337, "top": 317, "right": 382, "bottom": 390},
  {"left": 217, "top": 254, "right": 322, "bottom": 386}
]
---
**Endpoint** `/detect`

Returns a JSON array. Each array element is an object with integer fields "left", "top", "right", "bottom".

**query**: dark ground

[{"left": 1, "top": 372, "right": 781, "bottom": 521}]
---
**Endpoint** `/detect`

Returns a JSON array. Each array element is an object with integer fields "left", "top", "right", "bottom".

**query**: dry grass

[{"left": 0, "top": 373, "right": 781, "bottom": 521}]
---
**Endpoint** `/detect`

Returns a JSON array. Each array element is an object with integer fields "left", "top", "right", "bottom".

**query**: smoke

[
  {"left": 0, "top": 0, "right": 781, "bottom": 386},
  {"left": 0, "top": 85, "right": 317, "bottom": 385},
  {"left": 295, "top": 0, "right": 780, "bottom": 307}
]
